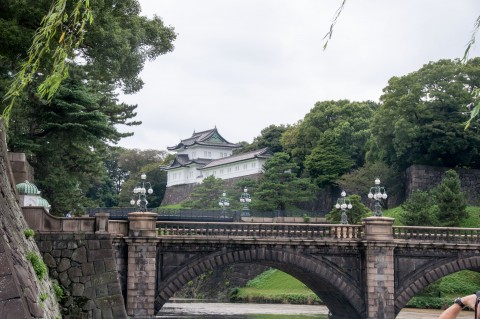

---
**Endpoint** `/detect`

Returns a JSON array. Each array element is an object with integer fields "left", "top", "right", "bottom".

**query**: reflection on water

[
  {"left": 156, "top": 302, "right": 329, "bottom": 319},
  {"left": 157, "top": 314, "right": 328, "bottom": 319}
]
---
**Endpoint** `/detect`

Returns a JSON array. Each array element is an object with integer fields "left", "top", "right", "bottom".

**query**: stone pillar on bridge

[
  {"left": 125, "top": 212, "right": 159, "bottom": 318},
  {"left": 363, "top": 217, "right": 395, "bottom": 319}
]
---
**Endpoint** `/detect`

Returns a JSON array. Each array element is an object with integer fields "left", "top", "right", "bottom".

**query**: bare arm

[{"left": 439, "top": 294, "right": 478, "bottom": 319}]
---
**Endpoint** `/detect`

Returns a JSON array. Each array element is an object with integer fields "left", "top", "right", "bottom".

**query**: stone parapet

[{"left": 8, "top": 152, "right": 34, "bottom": 184}]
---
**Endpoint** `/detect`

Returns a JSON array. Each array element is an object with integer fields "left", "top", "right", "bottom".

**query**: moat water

[{"left": 156, "top": 302, "right": 457, "bottom": 319}]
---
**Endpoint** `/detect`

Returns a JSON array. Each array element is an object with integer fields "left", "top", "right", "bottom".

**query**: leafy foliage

[
  {"left": 0, "top": 0, "right": 176, "bottom": 213},
  {"left": 251, "top": 152, "right": 318, "bottom": 212},
  {"left": 183, "top": 176, "right": 225, "bottom": 209},
  {"left": 370, "top": 59, "right": 480, "bottom": 170},
  {"left": 399, "top": 170, "right": 468, "bottom": 227},
  {"left": 24, "top": 228, "right": 35, "bottom": 239},
  {"left": 2, "top": 0, "right": 93, "bottom": 122},
  {"left": 281, "top": 100, "right": 376, "bottom": 180},
  {"left": 336, "top": 161, "right": 403, "bottom": 207},
  {"left": 433, "top": 170, "right": 468, "bottom": 227},
  {"left": 26, "top": 251, "right": 48, "bottom": 280},
  {"left": 326, "top": 194, "right": 371, "bottom": 224},
  {"left": 237, "top": 124, "right": 288, "bottom": 154},
  {"left": 399, "top": 190, "right": 438, "bottom": 226},
  {"left": 305, "top": 136, "right": 354, "bottom": 187}
]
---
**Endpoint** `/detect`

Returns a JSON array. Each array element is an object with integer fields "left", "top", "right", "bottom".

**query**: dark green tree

[
  {"left": 326, "top": 194, "right": 371, "bottom": 224},
  {"left": 251, "top": 152, "right": 318, "bottom": 212},
  {"left": 0, "top": 0, "right": 176, "bottom": 213},
  {"left": 305, "top": 135, "right": 354, "bottom": 187},
  {"left": 18, "top": 73, "right": 122, "bottom": 214},
  {"left": 183, "top": 176, "right": 225, "bottom": 209},
  {"left": 433, "top": 169, "right": 468, "bottom": 227},
  {"left": 237, "top": 124, "right": 288, "bottom": 154},
  {"left": 370, "top": 59, "right": 480, "bottom": 170},
  {"left": 281, "top": 100, "right": 376, "bottom": 178},
  {"left": 399, "top": 190, "right": 438, "bottom": 226},
  {"left": 336, "top": 161, "right": 403, "bottom": 205}
]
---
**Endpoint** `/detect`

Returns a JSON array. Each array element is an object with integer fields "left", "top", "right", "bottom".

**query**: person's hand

[{"left": 460, "top": 294, "right": 478, "bottom": 310}]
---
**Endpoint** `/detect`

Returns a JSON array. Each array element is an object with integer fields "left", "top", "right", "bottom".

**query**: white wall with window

[{"left": 177, "top": 145, "right": 233, "bottom": 160}]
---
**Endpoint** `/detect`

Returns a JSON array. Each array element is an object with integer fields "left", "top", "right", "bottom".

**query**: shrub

[
  {"left": 52, "top": 281, "right": 63, "bottom": 300},
  {"left": 433, "top": 169, "right": 468, "bottom": 227},
  {"left": 24, "top": 228, "right": 35, "bottom": 239},
  {"left": 40, "top": 293, "right": 48, "bottom": 302},
  {"left": 26, "top": 251, "right": 48, "bottom": 280},
  {"left": 399, "top": 190, "right": 438, "bottom": 226}
]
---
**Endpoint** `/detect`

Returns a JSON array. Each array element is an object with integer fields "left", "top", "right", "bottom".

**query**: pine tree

[{"left": 433, "top": 169, "right": 468, "bottom": 227}]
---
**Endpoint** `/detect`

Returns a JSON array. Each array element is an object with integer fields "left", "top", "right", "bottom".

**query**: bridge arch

[
  {"left": 395, "top": 255, "right": 480, "bottom": 314},
  {"left": 154, "top": 247, "right": 366, "bottom": 319}
]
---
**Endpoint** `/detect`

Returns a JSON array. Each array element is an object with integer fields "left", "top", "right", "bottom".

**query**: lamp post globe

[
  {"left": 240, "top": 187, "right": 251, "bottom": 217},
  {"left": 131, "top": 173, "right": 153, "bottom": 212},
  {"left": 219, "top": 192, "right": 230, "bottom": 217},
  {"left": 368, "top": 178, "right": 387, "bottom": 216},
  {"left": 335, "top": 190, "right": 352, "bottom": 224}
]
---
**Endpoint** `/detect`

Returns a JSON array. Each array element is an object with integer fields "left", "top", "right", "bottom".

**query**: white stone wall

[
  {"left": 176, "top": 145, "right": 233, "bottom": 160},
  {"left": 166, "top": 158, "right": 267, "bottom": 187},
  {"left": 200, "top": 158, "right": 266, "bottom": 180}
]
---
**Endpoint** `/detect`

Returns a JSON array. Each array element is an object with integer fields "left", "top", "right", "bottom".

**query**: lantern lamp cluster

[
  {"left": 333, "top": 177, "right": 388, "bottom": 223},
  {"left": 335, "top": 190, "right": 353, "bottom": 224},
  {"left": 239, "top": 187, "right": 251, "bottom": 217},
  {"left": 130, "top": 173, "right": 153, "bottom": 212},
  {"left": 218, "top": 192, "right": 230, "bottom": 215},
  {"left": 367, "top": 178, "right": 388, "bottom": 217}
]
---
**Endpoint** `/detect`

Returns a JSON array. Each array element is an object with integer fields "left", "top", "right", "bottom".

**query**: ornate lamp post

[
  {"left": 335, "top": 190, "right": 353, "bottom": 224},
  {"left": 239, "top": 187, "right": 251, "bottom": 217},
  {"left": 218, "top": 192, "right": 230, "bottom": 217},
  {"left": 368, "top": 178, "right": 387, "bottom": 217},
  {"left": 130, "top": 173, "right": 153, "bottom": 212}
]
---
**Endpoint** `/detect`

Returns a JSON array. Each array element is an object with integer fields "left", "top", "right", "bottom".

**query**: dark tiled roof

[
  {"left": 166, "top": 155, "right": 213, "bottom": 169},
  {"left": 200, "top": 148, "right": 271, "bottom": 170},
  {"left": 167, "top": 127, "right": 241, "bottom": 151}
]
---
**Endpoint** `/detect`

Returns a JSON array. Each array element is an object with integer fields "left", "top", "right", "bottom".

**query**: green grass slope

[{"left": 231, "top": 269, "right": 321, "bottom": 304}]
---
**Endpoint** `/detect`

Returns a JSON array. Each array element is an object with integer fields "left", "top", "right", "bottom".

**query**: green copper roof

[
  {"left": 38, "top": 197, "right": 51, "bottom": 208},
  {"left": 16, "top": 180, "right": 40, "bottom": 195}
]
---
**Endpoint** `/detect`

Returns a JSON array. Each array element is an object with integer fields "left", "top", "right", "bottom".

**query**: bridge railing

[
  {"left": 393, "top": 226, "right": 480, "bottom": 243},
  {"left": 156, "top": 221, "right": 363, "bottom": 240}
]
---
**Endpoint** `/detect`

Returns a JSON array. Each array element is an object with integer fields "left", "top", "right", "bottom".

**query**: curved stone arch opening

[
  {"left": 395, "top": 255, "right": 480, "bottom": 314},
  {"left": 155, "top": 247, "right": 365, "bottom": 319}
]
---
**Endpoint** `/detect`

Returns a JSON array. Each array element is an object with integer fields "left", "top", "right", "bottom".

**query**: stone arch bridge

[{"left": 23, "top": 208, "right": 480, "bottom": 319}]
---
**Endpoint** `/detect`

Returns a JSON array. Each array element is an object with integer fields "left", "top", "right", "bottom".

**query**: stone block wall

[
  {"left": 406, "top": 164, "right": 480, "bottom": 204},
  {"left": 7, "top": 152, "right": 34, "bottom": 184},
  {"left": 161, "top": 173, "right": 263, "bottom": 206},
  {"left": 36, "top": 233, "right": 127, "bottom": 319},
  {"left": 0, "top": 119, "right": 61, "bottom": 319},
  {"left": 111, "top": 238, "right": 128, "bottom": 305}
]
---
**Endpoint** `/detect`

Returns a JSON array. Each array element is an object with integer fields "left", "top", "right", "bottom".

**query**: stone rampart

[
  {"left": 406, "top": 164, "right": 480, "bottom": 204},
  {"left": 0, "top": 120, "right": 61, "bottom": 319},
  {"left": 35, "top": 232, "right": 127, "bottom": 319},
  {"left": 8, "top": 152, "right": 34, "bottom": 184},
  {"left": 162, "top": 173, "right": 263, "bottom": 206}
]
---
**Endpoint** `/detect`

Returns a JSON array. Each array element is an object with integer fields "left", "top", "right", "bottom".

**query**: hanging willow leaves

[
  {"left": 322, "top": 0, "right": 346, "bottom": 50},
  {"left": 1, "top": 0, "right": 93, "bottom": 124}
]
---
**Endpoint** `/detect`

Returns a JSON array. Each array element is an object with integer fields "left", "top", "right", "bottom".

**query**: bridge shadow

[{"left": 154, "top": 247, "right": 366, "bottom": 319}]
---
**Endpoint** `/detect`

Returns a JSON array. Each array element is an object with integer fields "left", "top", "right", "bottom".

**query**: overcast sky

[{"left": 116, "top": 1, "right": 480, "bottom": 151}]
